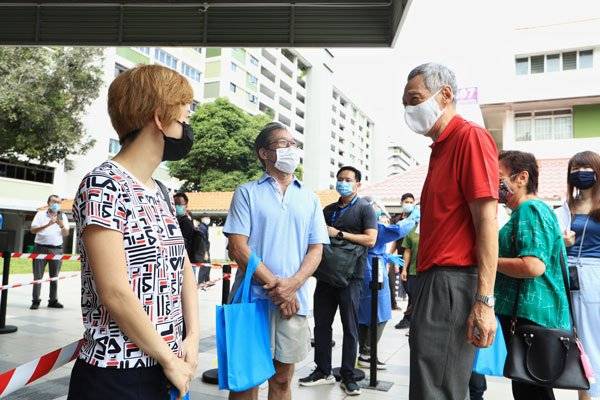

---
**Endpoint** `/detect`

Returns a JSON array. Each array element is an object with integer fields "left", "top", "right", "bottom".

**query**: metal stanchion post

[
  {"left": 202, "top": 264, "right": 232, "bottom": 385},
  {"left": 369, "top": 256, "right": 380, "bottom": 387},
  {"left": 0, "top": 251, "right": 18, "bottom": 334}
]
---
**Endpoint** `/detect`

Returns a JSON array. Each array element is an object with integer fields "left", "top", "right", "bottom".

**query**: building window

[
  {"left": 108, "top": 138, "right": 121, "bottom": 155},
  {"left": 180, "top": 62, "right": 201, "bottom": 82},
  {"left": 136, "top": 47, "right": 150, "bottom": 55},
  {"left": 330, "top": 144, "right": 336, "bottom": 152},
  {"left": 250, "top": 56, "right": 259, "bottom": 66},
  {"left": 248, "top": 94, "right": 258, "bottom": 104},
  {"left": 231, "top": 62, "right": 238, "bottom": 72},
  {"left": 330, "top": 171, "right": 335, "bottom": 178},
  {"left": 248, "top": 74, "right": 258, "bottom": 85},
  {"left": 579, "top": 50, "right": 593, "bottom": 69},
  {"left": 114, "top": 63, "right": 127, "bottom": 77},
  {"left": 514, "top": 109, "right": 572, "bottom": 141},
  {"left": 154, "top": 48, "right": 178, "bottom": 69},
  {"left": 190, "top": 100, "right": 200, "bottom": 112},
  {"left": 516, "top": 49, "right": 593, "bottom": 75},
  {"left": 330, "top": 158, "right": 335, "bottom": 165},
  {"left": 0, "top": 159, "right": 54, "bottom": 184},
  {"left": 230, "top": 83, "right": 237, "bottom": 93},
  {"left": 193, "top": 47, "right": 202, "bottom": 54}
]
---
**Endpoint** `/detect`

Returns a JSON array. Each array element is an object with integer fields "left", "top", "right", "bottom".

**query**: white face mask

[
  {"left": 201, "top": 218, "right": 210, "bottom": 225},
  {"left": 274, "top": 147, "right": 300, "bottom": 174},
  {"left": 404, "top": 89, "right": 444, "bottom": 136}
]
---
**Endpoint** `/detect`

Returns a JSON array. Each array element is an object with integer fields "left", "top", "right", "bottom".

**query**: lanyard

[{"left": 331, "top": 196, "right": 358, "bottom": 224}]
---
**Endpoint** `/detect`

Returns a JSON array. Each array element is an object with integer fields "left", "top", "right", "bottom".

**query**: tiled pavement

[{"left": 0, "top": 271, "right": 577, "bottom": 400}]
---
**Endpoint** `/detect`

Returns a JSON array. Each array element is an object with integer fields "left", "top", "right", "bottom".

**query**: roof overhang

[{"left": 0, "top": 0, "right": 410, "bottom": 47}]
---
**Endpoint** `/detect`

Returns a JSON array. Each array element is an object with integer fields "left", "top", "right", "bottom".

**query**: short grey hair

[{"left": 407, "top": 63, "right": 457, "bottom": 103}]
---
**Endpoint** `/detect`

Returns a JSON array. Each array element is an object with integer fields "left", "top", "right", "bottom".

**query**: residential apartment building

[
  {"left": 478, "top": 19, "right": 600, "bottom": 160},
  {"left": 385, "top": 143, "right": 419, "bottom": 176},
  {"left": 201, "top": 47, "right": 376, "bottom": 190}
]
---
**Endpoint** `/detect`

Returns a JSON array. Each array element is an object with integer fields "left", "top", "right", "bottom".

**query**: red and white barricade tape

[
  {"left": 0, "top": 339, "right": 83, "bottom": 398},
  {"left": 2, "top": 252, "right": 81, "bottom": 261},
  {"left": 197, "top": 273, "right": 232, "bottom": 291},
  {"left": 0, "top": 273, "right": 80, "bottom": 292}
]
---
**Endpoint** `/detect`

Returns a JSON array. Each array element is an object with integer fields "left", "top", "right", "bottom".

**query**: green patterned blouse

[{"left": 494, "top": 199, "right": 571, "bottom": 330}]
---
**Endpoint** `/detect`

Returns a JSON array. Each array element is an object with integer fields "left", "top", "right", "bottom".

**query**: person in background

[
  {"left": 403, "top": 63, "right": 499, "bottom": 400},
  {"left": 357, "top": 197, "right": 419, "bottom": 370},
  {"left": 174, "top": 192, "right": 195, "bottom": 258},
  {"left": 300, "top": 166, "right": 377, "bottom": 396},
  {"left": 495, "top": 150, "right": 570, "bottom": 400},
  {"left": 30, "top": 194, "right": 69, "bottom": 310},
  {"left": 391, "top": 193, "right": 417, "bottom": 330},
  {"left": 68, "top": 64, "right": 199, "bottom": 399},
  {"left": 557, "top": 151, "right": 600, "bottom": 400},
  {"left": 197, "top": 215, "right": 212, "bottom": 283}
]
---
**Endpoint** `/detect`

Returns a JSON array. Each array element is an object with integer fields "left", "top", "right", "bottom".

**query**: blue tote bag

[
  {"left": 216, "top": 252, "right": 275, "bottom": 392},
  {"left": 473, "top": 316, "right": 508, "bottom": 376}
]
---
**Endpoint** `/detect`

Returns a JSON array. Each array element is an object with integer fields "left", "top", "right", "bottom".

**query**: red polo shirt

[{"left": 417, "top": 115, "right": 499, "bottom": 272}]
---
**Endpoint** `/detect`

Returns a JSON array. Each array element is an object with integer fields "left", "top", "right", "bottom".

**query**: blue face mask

[
  {"left": 403, "top": 203, "right": 415, "bottom": 214},
  {"left": 175, "top": 205, "right": 186, "bottom": 217},
  {"left": 375, "top": 210, "right": 383, "bottom": 219},
  {"left": 49, "top": 203, "right": 60, "bottom": 213},
  {"left": 336, "top": 181, "right": 354, "bottom": 197}
]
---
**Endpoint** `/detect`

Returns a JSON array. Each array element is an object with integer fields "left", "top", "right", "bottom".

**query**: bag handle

[
  {"left": 510, "top": 249, "right": 579, "bottom": 337},
  {"left": 232, "top": 252, "right": 260, "bottom": 304}
]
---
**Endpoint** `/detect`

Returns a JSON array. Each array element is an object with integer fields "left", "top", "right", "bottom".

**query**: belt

[{"left": 35, "top": 244, "right": 63, "bottom": 249}]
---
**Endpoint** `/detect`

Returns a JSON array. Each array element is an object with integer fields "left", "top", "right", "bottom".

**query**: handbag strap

[
  {"left": 155, "top": 179, "right": 175, "bottom": 216},
  {"left": 232, "top": 252, "right": 260, "bottom": 304},
  {"left": 576, "top": 216, "right": 590, "bottom": 263},
  {"left": 510, "top": 249, "right": 579, "bottom": 336}
]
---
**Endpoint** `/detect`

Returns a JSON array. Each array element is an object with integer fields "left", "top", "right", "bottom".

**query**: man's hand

[
  {"left": 466, "top": 301, "right": 496, "bottom": 348},
  {"left": 400, "top": 269, "right": 408, "bottom": 282},
  {"left": 563, "top": 230, "right": 576, "bottom": 247},
  {"left": 264, "top": 277, "right": 300, "bottom": 305},
  {"left": 327, "top": 226, "right": 339, "bottom": 238},
  {"left": 279, "top": 297, "right": 299, "bottom": 319}
]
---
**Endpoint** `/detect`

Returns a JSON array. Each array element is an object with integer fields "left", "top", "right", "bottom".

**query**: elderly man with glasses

[{"left": 224, "top": 122, "right": 329, "bottom": 400}]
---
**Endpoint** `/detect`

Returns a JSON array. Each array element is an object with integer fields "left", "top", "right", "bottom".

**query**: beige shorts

[{"left": 269, "top": 310, "right": 311, "bottom": 364}]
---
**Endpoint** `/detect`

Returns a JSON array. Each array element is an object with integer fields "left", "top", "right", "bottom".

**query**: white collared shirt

[{"left": 31, "top": 210, "right": 69, "bottom": 246}]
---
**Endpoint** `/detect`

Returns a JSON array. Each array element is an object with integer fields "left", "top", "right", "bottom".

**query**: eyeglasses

[{"left": 268, "top": 139, "right": 297, "bottom": 149}]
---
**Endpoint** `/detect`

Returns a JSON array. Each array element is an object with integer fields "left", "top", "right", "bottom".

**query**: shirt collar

[
  {"left": 430, "top": 114, "right": 464, "bottom": 148},
  {"left": 258, "top": 173, "right": 303, "bottom": 188},
  {"left": 337, "top": 194, "right": 359, "bottom": 208}
]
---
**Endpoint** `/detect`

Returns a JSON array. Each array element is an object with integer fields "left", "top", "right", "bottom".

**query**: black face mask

[
  {"left": 498, "top": 180, "right": 513, "bottom": 205},
  {"left": 569, "top": 171, "right": 597, "bottom": 190},
  {"left": 162, "top": 121, "right": 194, "bottom": 161}
]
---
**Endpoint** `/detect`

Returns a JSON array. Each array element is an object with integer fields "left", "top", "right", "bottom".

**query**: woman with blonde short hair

[{"left": 68, "top": 65, "right": 199, "bottom": 400}]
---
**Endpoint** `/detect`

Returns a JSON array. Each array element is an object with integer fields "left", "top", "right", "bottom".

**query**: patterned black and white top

[{"left": 72, "top": 160, "right": 186, "bottom": 368}]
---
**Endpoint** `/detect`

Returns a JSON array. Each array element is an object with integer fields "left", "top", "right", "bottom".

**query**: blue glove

[
  {"left": 387, "top": 254, "right": 404, "bottom": 268},
  {"left": 170, "top": 387, "right": 190, "bottom": 400},
  {"left": 406, "top": 205, "right": 421, "bottom": 224}
]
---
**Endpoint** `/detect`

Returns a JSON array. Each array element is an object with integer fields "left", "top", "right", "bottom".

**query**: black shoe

[
  {"left": 341, "top": 379, "right": 361, "bottom": 396},
  {"left": 30, "top": 301, "right": 40, "bottom": 310},
  {"left": 395, "top": 318, "right": 410, "bottom": 329},
  {"left": 299, "top": 369, "right": 336, "bottom": 387},
  {"left": 48, "top": 300, "right": 64, "bottom": 309}
]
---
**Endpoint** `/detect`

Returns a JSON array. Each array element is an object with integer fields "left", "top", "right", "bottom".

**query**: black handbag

[
  {"left": 313, "top": 237, "right": 366, "bottom": 288},
  {"left": 503, "top": 254, "right": 590, "bottom": 390}
]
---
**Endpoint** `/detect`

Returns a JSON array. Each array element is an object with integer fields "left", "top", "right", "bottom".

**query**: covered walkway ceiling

[{"left": 0, "top": 0, "right": 409, "bottom": 47}]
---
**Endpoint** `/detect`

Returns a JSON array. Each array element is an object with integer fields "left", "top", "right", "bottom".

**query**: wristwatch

[
  {"left": 475, "top": 294, "right": 495, "bottom": 308},
  {"left": 336, "top": 230, "right": 344, "bottom": 240}
]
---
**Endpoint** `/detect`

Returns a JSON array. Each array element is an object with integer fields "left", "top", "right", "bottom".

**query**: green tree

[
  {"left": 0, "top": 47, "right": 104, "bottom": 167},
  {"left": 169, "top": 98, "right": 271, "bottom": 191}
]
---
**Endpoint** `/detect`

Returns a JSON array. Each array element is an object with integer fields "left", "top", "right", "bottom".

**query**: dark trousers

[
  {"left": 409, "top": 266, "right": 478, "bottom": 400},
  {"left": 498, "top": 315, "right": 556, "bottom": 400},
  {"left": 358, "top": 321, "right": 386, "bottom": 356},
  {"left": 313, "top": 279, "right": 362, "bottom": 381},
  {"left": 32, "top": 244, "right": 62, "bottom": 302},
  {"left": 469, "top": 372, "right": 487, "bottom": 400},
  {"left": 388, "top": 266, "right": 398, "bottom": 309},
  {"left": 402, "top": 275, "right": 417, "bottom": 320},
  {"left": 197, "top": 265, "right": 211, "bottom": 283},
  {"left": 68, "top": 359, "right": 170, "bottom": 400}
]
